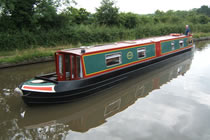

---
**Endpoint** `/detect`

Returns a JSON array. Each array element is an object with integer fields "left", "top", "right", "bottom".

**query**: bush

[{"left": 0, "top": 22, "right": 209, "bottom": 51}]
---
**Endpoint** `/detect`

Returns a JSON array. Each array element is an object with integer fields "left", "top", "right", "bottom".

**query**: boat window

[
  {"left": 171, "top": 42, "right": 175, "bottom": 50},
  {"left": 80, "top": 59, "right": 83, "bottom": 78},
  {"left": 58, "top": 55, "right": 63, "bottom": 75},
  {"left": 76, "top": 56, "right": 83, "bottom": 78},
  {"left": 188, "top": 38, "right": 193, "bottom": 45},
  {"left": 70, "top": 55, "right": 75, "bottom": 79},
  {"left": 137, "top": 48, "right": 146, "bottom": 59},
  {"left": 65, "top": 55, "right": 70, "bottom": 79},
  {"left": 106, "top": 53, "right": 122, "bottom": 67},
  {"left": 179, "top": 40, "right": 184, "bottom": 47}
]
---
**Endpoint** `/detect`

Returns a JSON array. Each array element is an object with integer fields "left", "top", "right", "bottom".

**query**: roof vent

[{"left": 80, "top": 47, "right": 86, "bottom": 54}]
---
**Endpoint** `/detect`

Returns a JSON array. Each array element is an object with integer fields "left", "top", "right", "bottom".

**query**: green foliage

[
  {"left": 95, "top": 0, "right": 119, "bottom": 26},
  {"left": 193, "top": 32, "right": 210, "bottom": 38},
  {"left": 0, "top": 0, "right": 74, "bottom": 31},
  {"left": 0, "top": 1, "right": 210, "bottom": 52},
  {"left": 34, "top": 0, "right": 58, "bottom": 29},
  {"left": 0, "top": 0, "right": 38, "bottom": 29},
  {"left": 197, "top": 5, "right": 210, "bottom": 17},
  {"left": 135, "top": 23, "right": 184, "bottom": 39},
  {"left": 62, "top": 7, "right": 91, "bottom": 25},
  {"left": 119, "top": 12, "right": 139, "bottom": 28},
  {"left": 198, "top": 15, "right": 209, "bottom": 24}
]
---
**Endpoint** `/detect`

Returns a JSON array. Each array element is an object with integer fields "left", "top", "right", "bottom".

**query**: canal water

[{"left": 0, "top": 41, "right": 210, "bottom": 140}]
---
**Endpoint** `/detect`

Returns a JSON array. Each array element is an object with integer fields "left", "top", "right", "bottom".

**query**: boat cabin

[{"left": 54, "top": 34, "right": 193, "bottom": 81}]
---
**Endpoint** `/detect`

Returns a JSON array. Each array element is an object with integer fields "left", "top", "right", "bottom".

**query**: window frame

[
  {"left": 188, "top": 38, "right": 193, "bottom": 45},
  {"left": 105, "top": 52, "right": 122, "bottom": 67},
  {"left": 179, "top": 40, "right": 184, "bottom": 48},
  {"left": 58, "top": 55, "right": 63, "bottom": 75},
  {"left": 137, "top": 47, "right": 146, "bottom": 59},
  {"left": 171, "top": 41, "right": 175, "bottom": 50}
]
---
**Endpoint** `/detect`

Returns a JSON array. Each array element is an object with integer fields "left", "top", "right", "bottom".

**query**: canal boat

[
  {"left": 15, "top": 34, "right": 193, "bottom": 105},
  {"left": 19, "top": 50, "right": 193, "bottom": 131}
]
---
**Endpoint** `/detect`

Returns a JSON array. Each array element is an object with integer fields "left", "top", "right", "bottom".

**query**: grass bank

[
  {"left": 0, "top": 45, "right": 74, "bottom": 65},
  {"left": 193, "top": 32, "right": 210, "bottom": 38}
]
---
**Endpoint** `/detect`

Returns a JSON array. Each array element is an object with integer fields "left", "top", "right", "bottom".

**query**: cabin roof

[{"left": 59, "top": 34, "right": 186, "bottom": 55}]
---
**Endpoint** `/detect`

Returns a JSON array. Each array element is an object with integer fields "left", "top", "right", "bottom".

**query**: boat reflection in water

[{"left": 19, "top": 50, "right": 193, "bottom": 136}]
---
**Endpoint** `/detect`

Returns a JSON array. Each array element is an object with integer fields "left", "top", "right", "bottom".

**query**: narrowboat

[
  {"left": 19, "top": 50, "right": 193, "bottom": 131},
  {"left": 15, "top": 34, "right": 193, "bottom": 105}
]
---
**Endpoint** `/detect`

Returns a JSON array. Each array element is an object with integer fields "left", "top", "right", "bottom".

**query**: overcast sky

[{"left": 75, "top": 0, "right": 210, "bottom": 14}]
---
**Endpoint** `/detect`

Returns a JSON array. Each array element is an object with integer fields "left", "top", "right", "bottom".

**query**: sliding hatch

[{"left": 55, "top": 53, "right": 83, "bottom": 81}]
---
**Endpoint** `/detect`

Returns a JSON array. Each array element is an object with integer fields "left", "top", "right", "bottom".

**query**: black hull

[{"left": 22, "top": 47, "right": 193, "bottom": 105}]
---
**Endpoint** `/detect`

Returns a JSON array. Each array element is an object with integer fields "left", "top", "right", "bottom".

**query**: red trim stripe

[
  {"left": 23, "top": 86, "right": 53, "bottom": 92},
  {"left": 81, "top": 55, "right": 86, "bottom": 78}
]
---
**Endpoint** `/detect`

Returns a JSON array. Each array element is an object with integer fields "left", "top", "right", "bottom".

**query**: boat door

[
  {"left": 56, "top": 53, "right": 83, "bottom": 81},
  {"left": 156, "top": 41, "right": 161, "bottom": 57}
]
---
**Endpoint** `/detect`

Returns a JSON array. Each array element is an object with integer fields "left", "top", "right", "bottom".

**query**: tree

[
  {"left": 34, "top": 0, "right": 58, "bottom": 29},
  {"left": 63, "top": 7, "right": 91, "bottom": 25},
  {"left": 0, "top": 0, "right": 74, "bottom": 30},
  {"left": 0, "top": 0, "right": 38, "bottom": 29},
  {"left": 119, "top": 12, "right": 139, "bottom": 28},
  {"left": 155, "top": 10, "right": 164, "bottom": 16},
  {"left": 197, "top": 5, "right": 210, "bottom": 17},
  {"left": 95, "top": 0, "right": 119, "bottom": 26}
]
